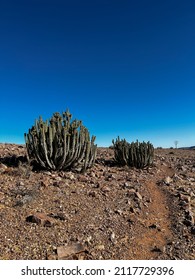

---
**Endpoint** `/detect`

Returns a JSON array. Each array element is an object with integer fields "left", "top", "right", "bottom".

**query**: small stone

[
  {"left": 126, "top": 189, "right": 136, "bottom": 197},
  {"left": 164, "top": 176, "right": 172, "bottom": 185},
  {"left": 94, "top": 245, "right": 105, "bottom": 250},
  {"left": 110, "top": 174, "right": 117, "bottom": 179},
  {"left": 115, "top": 209, "right": 123, "bottom": 215},
  {"left": 15, "top": 194, "right": 34, "bottom": 206},
  {"left": 47, "top": 253, "right": 57, "bottom": 260},
  {"left": 90, "top": 172, "right": 96, "bottom": 178},
  {"left": 85, "top": 236, "right": 92, "bottom": 245},
  {"left": 57, "top": 243, "right": 86, "bottom": 260},
  {"left": 26, "top": 213, "right": 55, "bottom": 227},
  {"left": 124, "top": 182, "right": 131, "bottom": 188},
  {"left": 101, "top": 186, "right": 111, "bottom": 193},
  {"left": 181, "top": 166, "right": 187, "bottom": 172},
  {"left": 78, "top": 175, "right": 88, "bottom": 182},
  {"left": 110, "top": 232, "right": 117, "bottom": 244},
  {"left": 0, "top": 163, "right": 7, "bottom": 173},
  {"left": 180, "top": 194, "right": 191, "bottom": 203},
  {"left": 93, "top": 182, "right": 100, "bottom": 188},
  {"left": 129, "top": 206, "right": 136, "bottom": 213},
  {"left": 43, "top": 171, "right": 52, "bottom": 176},
  {"left": 135, "top": 192, "right": 142, "bottom": 200},
  {"left": 65, "top": 173, "right": 75, "bottom": 180},
  {"left": 172, "top": 174, "right": 183, "bottom": 182},
  {"left": 41, "top": 180, "right": 50, "bottom": 187}
]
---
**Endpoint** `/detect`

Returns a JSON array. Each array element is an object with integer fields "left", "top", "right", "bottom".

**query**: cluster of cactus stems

[
  {"left": 24, "top": 110, "right": 97, "bottom": 172},
  {"left": 112, "top": 137, "right": 154, "bottom": 169}
]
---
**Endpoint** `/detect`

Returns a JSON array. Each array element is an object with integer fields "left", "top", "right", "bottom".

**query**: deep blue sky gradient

[{"left": 0, "top": 0, "right": 194, "bottom": 147}]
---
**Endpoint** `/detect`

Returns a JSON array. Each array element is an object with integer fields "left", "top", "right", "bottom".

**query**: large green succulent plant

[
  {"left": 112, "top": 137, "right": 154, "bottom": 168},
  {"left": 24, "top": 110, "right": 97, "bottom": 172}
]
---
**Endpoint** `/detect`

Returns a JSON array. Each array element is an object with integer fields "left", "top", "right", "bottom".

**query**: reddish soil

[{"left": 0, "top": 144, "right": 195, "bottom": 260}]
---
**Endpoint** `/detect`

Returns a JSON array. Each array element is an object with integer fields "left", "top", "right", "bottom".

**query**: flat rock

[
  {"left": 57, "top": 243, "right": 86, "bottom": 260},
  {"left": 26, "top": 212, "right": 55, "bottom": 227}
]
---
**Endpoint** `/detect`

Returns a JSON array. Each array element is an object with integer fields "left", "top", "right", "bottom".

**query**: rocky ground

[{"left": 0, "top": 144, "right": 195, "bottom": 260}]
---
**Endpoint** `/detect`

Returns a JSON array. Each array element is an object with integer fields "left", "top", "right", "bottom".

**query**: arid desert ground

[{"left": 0, "top": 144, "right": 194, "bottom": 260}]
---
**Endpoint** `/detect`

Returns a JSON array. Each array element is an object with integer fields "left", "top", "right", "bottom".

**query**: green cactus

[
  {"left": 112, "top": 137, "right": 154, "bottom": 169},
  {"left": 24, "top": 110, "right": 97, "bottom": 172}
]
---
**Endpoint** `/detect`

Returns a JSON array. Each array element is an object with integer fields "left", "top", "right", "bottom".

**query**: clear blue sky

[{"left": 0, "top": 0, "right": 194, "bottom": 148}]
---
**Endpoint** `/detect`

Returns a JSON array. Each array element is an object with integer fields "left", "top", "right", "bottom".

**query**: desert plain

[{"left": 0, "top": 144, "right": 194, "bottom": 260}]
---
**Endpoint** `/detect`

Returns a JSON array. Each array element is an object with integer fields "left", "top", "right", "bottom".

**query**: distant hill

[{"left": 179, "top": 146, "right": 195, "bottom": 150}]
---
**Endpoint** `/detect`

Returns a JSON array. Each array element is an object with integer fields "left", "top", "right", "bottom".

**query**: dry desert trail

[{"left": 0, "top": 144, "right": 195, "bottom": 259}]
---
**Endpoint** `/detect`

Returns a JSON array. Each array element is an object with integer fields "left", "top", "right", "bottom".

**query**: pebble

[
  {"left": 110, "top": 232, "right": 117, "bottom": 244},
  {"left": 164, "top": 176, "right": 172, "bottom": 185},
  {"left": 0, "top": 163, "right": 7, "bottom": 173},
  {"left": 94, "top": 245, "right": 105, "bottom": 250},
  {"left": 135, "top": 192, "right": 142, "bottom": 200}
]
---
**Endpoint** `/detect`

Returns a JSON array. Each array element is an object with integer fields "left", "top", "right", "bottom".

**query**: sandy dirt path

[{"left": 128, "top": 166, "right": 175, "bottom": 259}]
